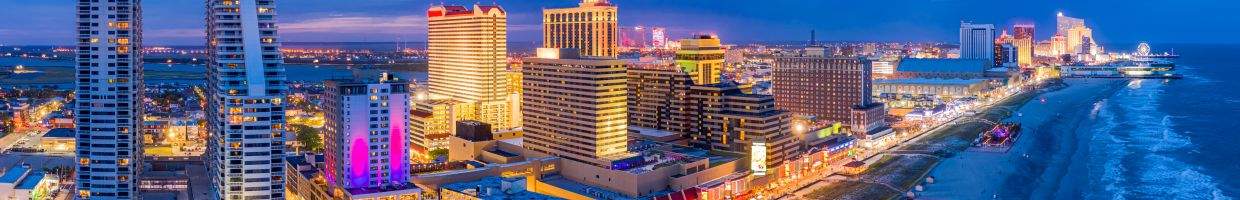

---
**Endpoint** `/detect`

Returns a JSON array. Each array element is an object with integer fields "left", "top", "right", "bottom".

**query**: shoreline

[
  {"left": 805, "top": 79, "right": 1073, "bottom": 200},
  {"left": 916, "top": 78, "right": 1129, "bottom": 199}
]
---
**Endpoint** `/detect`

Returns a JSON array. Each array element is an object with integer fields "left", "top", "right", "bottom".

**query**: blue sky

[{"left": 1, "top": 0, "right": 1237, "bottom": 45}]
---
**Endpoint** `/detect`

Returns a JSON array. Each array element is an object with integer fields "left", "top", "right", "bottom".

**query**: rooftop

[
  {"left": 43, "top": 128, "right": 74, "bottom": 138},
  {"left": 540, "top": 175, "right": 669, "bottom": 200},
  {"left": 875, "top": 78, "right": 987, "bottom": 86},
  {"left": 285, "top": 155, "right": 319, "bottom": 179},
  {"left": 629, "top": 126, "right": 678, "bottom": 138},
  {"left": 14, "top": 171, "right": 44, "bottom": 190},
  {"left": 346, "top": 184, "right": 422, "bottom": 197},
  {"left": 441, "top": 176, "right": 558, "bottom": 200},
  {"left": 612, "top": 140, "right": 739, "bottom": 174},
  {"left": 0, "top": 165, "right": 31, "bottom": 184},
  {"left": 897, "top": 58, "right": 989, "bottom": 73}
]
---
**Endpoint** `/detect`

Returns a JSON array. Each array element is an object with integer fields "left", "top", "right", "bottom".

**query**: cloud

[{"left": 281, "top": 15, "right": 427, "bottom": 34}]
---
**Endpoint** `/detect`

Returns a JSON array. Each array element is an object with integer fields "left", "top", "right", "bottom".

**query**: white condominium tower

[
  {"left": 425, "top": 4, "right": 513, "bottom": 130},
  {"left": 75, "top": 0, "right": 143, "bottom": 199},
  {"left": 543, "top": 0, "right": 619, "bottom": 58},
  {"left": 322, "top": 77, "right": 412, "bottom": 191},
  {"left": 205, "top": 0, "right": 288, "bottom": 199}
]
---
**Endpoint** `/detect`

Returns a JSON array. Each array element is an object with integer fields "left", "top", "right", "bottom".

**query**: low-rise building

[
  {"left": 440, "top": 176, "right": 556, "bottom": 200},
  {"left": 285, "top": 155, "right": 332, "bottom": 200},
  {"left": 39, "top": 128, "right": 75, "bottom": 152},
  {"left": 895, "top": 58, "right": 990, "bottom": 79},
  {"left": 448, "top": 121, "right": 526, "bottom": 164},
  {"left": 874, "top": 78, "right": 990, "bottom": 100},
  {"left": 0, "top": 165, "right": 55, "bottom": 200}
]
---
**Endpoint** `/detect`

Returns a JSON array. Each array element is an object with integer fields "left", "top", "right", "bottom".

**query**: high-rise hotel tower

[
  {"left": 322, "top": 76, "right": 412, "bottom": 194},
  {"left": 675, "top": 35, "right": 726, "bottom": 85},
  {"left": 76, "top": 0, "right": 143, "bottom": 199},
  {"left": 522, "top": 48, "right": 629, "bottom": 166},
  {"left": 205, "top": 0, "right": 288, "bottom": 199},
  {"left": 424, "top": 5, "right": 513, "bottom": 131},
  {"left": 543, "top": 0, "right": 619, "bottom": 58},
  {"left": 959, "top": 22, "right": 996, "bottom": 61},
  {"left": 1012, "top": 24, "right": 1035, "bottom": 68}
]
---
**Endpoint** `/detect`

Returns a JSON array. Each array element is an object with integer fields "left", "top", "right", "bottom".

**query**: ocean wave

[
  {"left": 1086, "top": 81, "right": 1231, "bottom": 200},
  {"left": 1087, "top": 98, "right": 1127, "bottom": 199},
  {"left": 1132, "top": 154, "right": 1233, "bottom": 200}
]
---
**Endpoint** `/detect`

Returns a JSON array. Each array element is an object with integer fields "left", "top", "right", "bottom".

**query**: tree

[
  {"left": 291, "top": 124, "right": 323, "bottom": 153},
  {"left": 428, "top": 148, "right": 449, "bottom": 160}
]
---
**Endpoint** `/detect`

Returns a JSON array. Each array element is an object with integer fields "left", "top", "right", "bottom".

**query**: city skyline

[
  {"left": 2, "top": 0, "right": 1238, "bottom": 45},
  {"left": 1, "top": 0, "right": 1236, "bottom": 199}
]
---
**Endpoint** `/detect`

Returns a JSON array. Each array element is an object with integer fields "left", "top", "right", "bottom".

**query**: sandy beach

[{"left": 918, "top": 79, "right": 1127, "bottom": 199}]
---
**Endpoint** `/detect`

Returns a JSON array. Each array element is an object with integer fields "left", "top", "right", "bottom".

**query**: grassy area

[
  {"left": 806, "top": 180, "right": 882, "bottom": 199},
  {"left": 803, "top": 155, "right": 937, "bottom": 200}
]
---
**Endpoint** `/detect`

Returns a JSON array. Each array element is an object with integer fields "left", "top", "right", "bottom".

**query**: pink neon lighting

[
  {"left": 349, "top": 137, "right": 369, "bottom": 187},
  {"left": 388, "top": 96, "right": 408, "bottom": 183}
]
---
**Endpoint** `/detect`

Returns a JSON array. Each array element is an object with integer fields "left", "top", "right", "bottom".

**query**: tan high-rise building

[
  {"left": 626, "top": 61, "right": 798, "bottom": 171},
  {"left": 1066, "top": 26, "right": 1092, "bottom": 55},
  {"left": 1051, "top": 34, "right": 1068, "bottom": 56},
  {"left": 1013, "top": 24, "right": 1035, "bottom": 68},
  {"left": 688, "top": 84, "right": 796, "bottom": 173},
  {"left": 773, "top": 53, "right": 874, "bottom": 124},
  {"left": 426, "top": 4, "right": 513, "bottom": 130},
  {"left": 627, "top": 62, "right": 695, "bottom": 136},
  {"left": 408, "top": 99, "right": 472, "bottom": 158},
  {"left": 676, "top": 35, "right": 726, "bottom": 85},
  {"left": 522, "top": 48, "right": 629, "bottom": 166},
  {"left": 543, "top": 0, "right": 619, "bottom": 58}
]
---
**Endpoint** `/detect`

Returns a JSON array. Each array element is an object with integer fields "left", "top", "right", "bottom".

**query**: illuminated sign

[
  {"left": 816, "top": 122, "right": 844, "bottom": 138},
  {"left": 751, "top": 142, "right": 767, "bottom": 176}
]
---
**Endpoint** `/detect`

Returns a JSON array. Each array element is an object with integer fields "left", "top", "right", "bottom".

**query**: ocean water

[
  {"left": 923, "top": 44, "right": 1239, "bottom": 200},
  {"left": 1072, "top": 44, "right": 1240, "bottom": 199}
]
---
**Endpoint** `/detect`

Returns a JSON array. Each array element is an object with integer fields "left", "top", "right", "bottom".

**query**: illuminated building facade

[
  {"left": 996, "top": 43, "right": 1018, "bottom": 68},
  {"left": 1057, "top": 13, "right": 1093, "bottom": 55},
  {"left": 676, "top": 35, "right": 726, "bottom": 85},
  {"left": 1066, "top": 26, "right": 1093, "bottom": 55},
  {"left": 1051, "top": 34, "right": 1068, "bottom": 56},
  {"left": 773, "top": 51, "right": 874, "bottom": 125},
  {"left": 322, "top": 78, "right": 410, "bottom": 191},
  {"left": 619, "top": 26, "right": 650, "bottom": 50},
  {"left": 995, "top": 31, "right": 1019, "bottom": 68},
  {"left": 409, "top": 98, "right": 472, "bottom": 157},
  {"left": 688, "top": 84, "right": 796, "bottom": 170},
  {"left": 543, "top": 0, "right": 619, "bottom": 57},
  {"left": 652, "top": 27, "right": 667, "bottom": 49},
  {"left": 426, "top": 4, "right": 513, "bottom": 130},
  {"left": 627, "top": 61, "right": 796, "bottom": 170},
  {"left": 627, "top": 62, "right": 695, "bottom": 136},
  {"left": 959, "top": 22, "right": 996, "bottom": 62},
  {"left": 76, "top": 0, "right": 143, "bottom": 198},
  {"left": 521, "top": 48, "right": 629, "bottom": 166},
  {"left": 1012, "top": 24, "right": 1035, "bottom": 68},
  {"left": 1056, "top": 12, "right": 1085, "bottom": 36},
  {"left": 204, "top": 0, "right": 288, "bottom": 199}
]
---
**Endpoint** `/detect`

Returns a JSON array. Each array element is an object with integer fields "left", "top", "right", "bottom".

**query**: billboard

[{"left": 751, "top": 142, "right": 767, "bottom": 176}]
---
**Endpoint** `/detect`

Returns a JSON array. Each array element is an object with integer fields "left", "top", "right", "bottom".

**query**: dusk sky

[{"left": 1, "top": 0, "right": 1237, "bottom": 45}]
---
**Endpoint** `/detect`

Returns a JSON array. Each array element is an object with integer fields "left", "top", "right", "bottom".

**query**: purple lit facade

[{"left": 323, "top": 78, "right": 412, "bottom": 190}]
